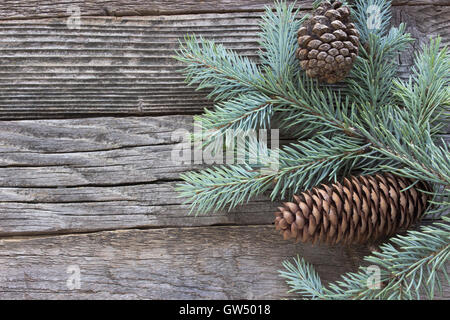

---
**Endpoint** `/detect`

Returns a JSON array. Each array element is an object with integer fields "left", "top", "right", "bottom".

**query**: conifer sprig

[
  {"left": 345, "top": 24, "right": 414, "bottom": 109},
  {"left": 175, "top": 35, "right": 263, "bottom": 101},
  {"left": 175, "top": 0, "right": 449, "bottom": 299},
  {"left": 176, "top": 0, "right": 449, "bottom": 215},
  {"left": 352, "top": 0, "right": 392, "bottom": 42},
  {"left": 280, "top": 216, "right": 450, "bottom": 300},
  {"left": 258, "top": 1, "right": 306, "bottom": 80},
  {"left": 179, "top": 134, "right": 376, "bottom": 214},
  {"left": 393, "top": 37, "right": 450, "bottom": 133},
  {"left": 193, "top": 92, "right": 274, "bottom": 144}
]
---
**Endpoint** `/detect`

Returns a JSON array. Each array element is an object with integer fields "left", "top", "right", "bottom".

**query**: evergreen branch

[
  {"left": 176, "top": 4, "right": 445, "bottom": 218},
  {"left": 175, "top": 35, "right": 263, "bottom": 101},
  {"left": 175, "top": 0, "right": 450, "bottom": 301},
  {"left": 352, "top": 0, "right": 392, "bottom": 42},
  {"left": 280, "top": 217, "right": 450, "bottom": 299},
  {"left": 279, "top": 255, "right": 324, "bottom": 299},
  {"left": 177, "top": 2, "right": 305, "bottom": 144},
  {"left": 271, "top": 134, "right": 373, "bottom": 199},
  {"left": 345, "top": 24, "right": 414, "bottom": 109},
  {"left": 350, "top": 38, "right": 449, "bottom": 207},
  {"left": 193, "top": 92, "right": 274, "bottom": 144},
  {"left": 177, "top": 134, "right": 374, "bottom": 214},
  {"left": 392, "top": 37, "right": 450, "bottom": 133},
  {"left": 177, "top": 164, "right": 273, "bottom": 215},
  {"left": 258, "top": 1, "right": 306, "bottom": 80},
  {"left": 269, "top": 73, "right": 359, "bottom": 139},
  {"left": 355, "top": 102, "right": 449, "bottom": 189}
]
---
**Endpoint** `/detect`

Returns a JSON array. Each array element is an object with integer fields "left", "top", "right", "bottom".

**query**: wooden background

[{"left": 0, "top": 0, "right": 448, "bottom": 299}]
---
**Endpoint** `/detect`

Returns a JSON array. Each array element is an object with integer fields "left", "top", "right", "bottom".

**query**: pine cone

[
  {"left": 274, "top": 173, "right": 430, "bottom": 245},
  {"left": 297, "top": 0, "right": 360, "bottom": 84}
]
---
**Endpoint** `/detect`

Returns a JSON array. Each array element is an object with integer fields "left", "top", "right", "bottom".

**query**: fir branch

[
  {"left": 348, "top": 38, "right": 449, "bottom": 213},
  {"left": 269, "top": 73, "right": 359, "bottom": 139},
  {"left": 363, "top": 107, "right": 450, "bottom": 187},
  {"left": 271, "top": 134, "right": 373, "bottom": 199},
  {"left": 175, "top": 0, "right": 449, "bottom": 301},
  {"left": 177, "top": 164, "right": 273, "bottom": 215},
  {"left": 279, "top": 255, "right": 324, "bottom": 299},
  {"left": 258, "top": 1, "right": 306, "bottom": 81},
  {"left": 392, "top": 37, "right": 450, "bottom": 133},
  {"left": 177, "top": 134, "right": 375, "bottom": 214},
  {"left": 177, "top": 2, "right": 305, "bottom": 144},
  {"left": 176, "top": 3, "right": 445, "bottom": 217},
  {"left": 352, "top": 0, "right": 392, "bottom": 42},
  {"left": 175, "top": 35, "right": 263, "bottom": 101},
  {"left": 193, "top": 92, "right": 274, "bottom": 144},
  {"left": 346, "top": 24, "right": 414, "bottom": 109},
  {"left": 280, "top": 217, "right": 450, "bottom": 300}
]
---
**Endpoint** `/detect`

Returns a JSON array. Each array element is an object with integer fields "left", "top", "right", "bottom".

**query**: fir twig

[
  {"left": 175, "top": 35, "right": 263, "bottom": 101},
  {"left": 280, "top": 217, "right": 450, "bottom": 300}
]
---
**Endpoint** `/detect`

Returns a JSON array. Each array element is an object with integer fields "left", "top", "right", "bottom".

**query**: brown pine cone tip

[
  {"left": 274, "top": 173, "right": 431, "bottom": 245},
  {"left": 297, "top": 0, "right": 360, "bottom": 84}
]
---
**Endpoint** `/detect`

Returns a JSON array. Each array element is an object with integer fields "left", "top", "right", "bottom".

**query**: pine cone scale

[{"left": 274, "top": 173, "right": 430, "bottom": 245}]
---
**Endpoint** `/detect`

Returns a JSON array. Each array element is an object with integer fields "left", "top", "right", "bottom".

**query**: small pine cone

[
  {"left": 296, "top": 0, "right": 360, "bottom": 83},
  {"left": 274, "top": 173, "right": 430, "bottom": 245}
]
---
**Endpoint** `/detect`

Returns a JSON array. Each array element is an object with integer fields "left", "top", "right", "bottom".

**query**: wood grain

[
  {"left": 0, "top": 182, "right": 282, "bottom": 236},
  {"left": 0, "top": 116, "right": 444, "bottom": 236},
  {"left": 1, "top": 225, "right": 447, "bottom": 299},
  {"left": 0, "top": 1, "right": 448, "bottom": 300},
  {"left": 0, "top": 1, "right": 446, "bottom": 20},
  {"left": 0, "top": 115, "right": 284, "bottom": 235},
  {"left": 0, "top": 5, "right": 448, "bottom": 119},
  {"left": 0, "top": 226, "right": 374, "bottom": 299}
]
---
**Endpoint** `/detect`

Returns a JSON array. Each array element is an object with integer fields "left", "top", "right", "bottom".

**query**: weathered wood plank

[
  {"left": 0, "top": 5, "right": 447, "bottom": 119},
  {"left": 1, "top": 225, "right": 447, "bottom": 300},
  {"left": 0, "top": 1, "right": 446, "bottom": 20},
  {"left": 0, "top": 116, "right": 444, "bottom": 235},
  {"left": 0, "top": 0, "right": 308, "bottom": 20},
  {"left": 0, "top": 182, "right": 281, "bottom": 236},
  {"left": 0, "top": 115, "right": 284, "bottom": 235},
  {"left": 393, "top": 4, "right": 450, "bottom": 68},
  {"left": 0, "top": 116, "right": 193, "bottom": 186},
  {"left": 0, "top": 226, "right": 374, "bottom": 299}
]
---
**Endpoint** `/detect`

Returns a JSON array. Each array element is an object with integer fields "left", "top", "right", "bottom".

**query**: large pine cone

[
  {"left": 274, "top": 173, "right": 430, "bottom": 245},
  {"left": 297, "top": 0, "right": 360, "bottom": 84}
]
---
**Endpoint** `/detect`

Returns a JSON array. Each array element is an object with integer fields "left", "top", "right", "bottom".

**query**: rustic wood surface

[
  {"left": 0, "top": 0, "right": 448, "bottom": 299},
  {"left": 2, "top": 1, "right": 447, "bottom": 20},
  {"left": 0, "top": 226, "right": 373, "bottom": 299},
  {"left": 0, "top": 5, "right": 448, "bottom": 119}
]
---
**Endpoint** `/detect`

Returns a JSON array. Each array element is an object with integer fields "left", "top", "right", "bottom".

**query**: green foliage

[
  {"left": 392, "top": 37, "right": 450, "bottom": 133},
  {"left": 280, "top": 255, "right": 324, "bottom": 299},
  {"left": 270, "top": 134, "right": 371, "bottom": 199},
  {"left": 179, "top": 134, "right": 371, "bottom": 213},
  {"left": 175, "top": 35, "right": 262, "bottom": 101},
  {"left": 280, "top": 217, "right": 450, "bottom": 300},
  {"left": 258, "top": 2, "right": 306, "bottom": 81},
  {"left": 175, "top": 0, "right": 450, "bottom": 299},
  {"left": 178, "top": 164, "right": 273, "bottom": 214},
  {"left": 351, "top": 38, "right": 450, "bottom": 213},
  {"left": 193, "top": 92, "right": 274, "bottom": 144},
  {"left": 352, "top": 0, "right": 392, "bottom": 42},
  {"left": 345, "top": 25, "right": 414, "bottom": 109},
  {"left": 175, "top": 0, "right": 449, "bottom": 213}
]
